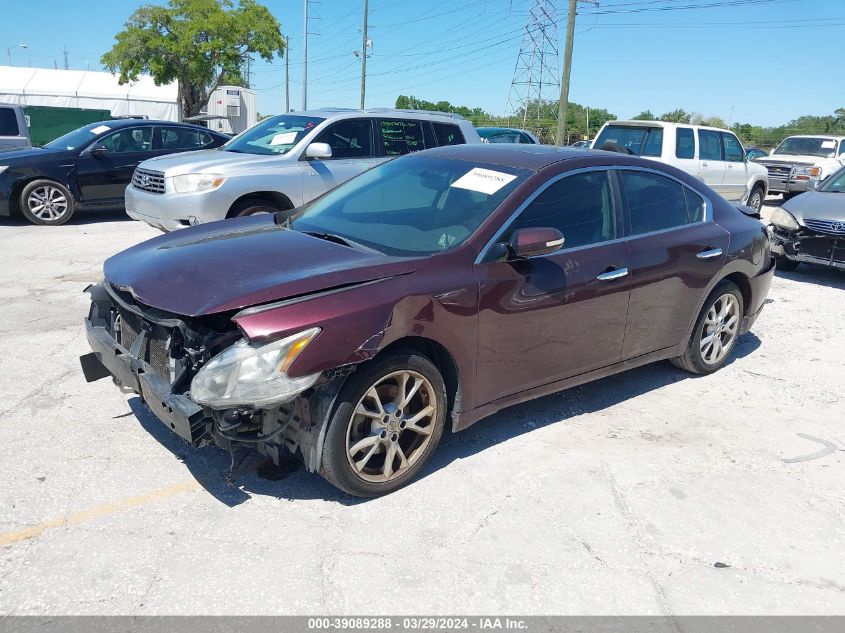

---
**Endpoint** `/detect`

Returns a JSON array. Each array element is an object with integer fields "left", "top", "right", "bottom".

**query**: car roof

[
  {"left": 84, "top": 119, "right": 220, "bottom": 132},
  {"left": 477, "top": 127, "right": 530, "bottom": 133},
  {"left": 288, "top": 108, "right": 469, "bottom": 123},
  {"left": 605, "top": 120, "right": 733, "bottom": 134},
  {"left": 418, "top": 143, "right": 656, "bottom": 171},
  {"left": 781, "top": 134, "right": 845, "bottom": 140}
]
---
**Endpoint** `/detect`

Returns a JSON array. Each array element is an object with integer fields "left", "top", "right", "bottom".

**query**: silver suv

[{"left": 126, "top": 108, "right": 481, "bottom": 231}]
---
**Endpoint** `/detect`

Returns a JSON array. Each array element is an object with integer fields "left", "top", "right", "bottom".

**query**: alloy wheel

[
  {"left": 27, "top": 186, "right": 69, "bottom": 221},
  {"left": 345, "top": 370, "right": 438, "bottom": 483},
  {"left": 748, "top": 190, "right": 763, "bottom": 212},
  {"left": 699, "top": 293, "right": 740, "bottom": 365}
]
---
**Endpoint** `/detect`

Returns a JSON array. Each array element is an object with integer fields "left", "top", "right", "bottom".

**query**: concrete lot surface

[{"left": 0, "top": 202, "right": 843, "bottom": 615}]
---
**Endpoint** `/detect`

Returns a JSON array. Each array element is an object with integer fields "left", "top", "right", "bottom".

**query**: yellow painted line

[{"left": 0, "top": 479, "right": 203, "bottom": 547}]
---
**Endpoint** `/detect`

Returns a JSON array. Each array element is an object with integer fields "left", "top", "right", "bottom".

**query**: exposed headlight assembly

[
  {"left": 171, "top": 173, "right": 226, "bottom": 193},
  {"left": 190, "top": 328, "right": 321, "bottom": 409},
  {"left": 770, "top": 207, "right": 799, "bottom": 231}
]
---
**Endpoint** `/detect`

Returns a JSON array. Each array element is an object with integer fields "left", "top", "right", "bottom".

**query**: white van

[
  {"left": 594, "top": 120, "right": 768, "bottom": 212},
  {"left": 0, "top": 104, "right": 31, "bottom": 152}
]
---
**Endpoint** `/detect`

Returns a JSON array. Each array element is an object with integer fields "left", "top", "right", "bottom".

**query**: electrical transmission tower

[{"left": 505, "top": 0, "right": 560, "bottom": 138}]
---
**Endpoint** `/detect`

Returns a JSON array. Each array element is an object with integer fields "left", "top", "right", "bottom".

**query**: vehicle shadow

[
  {"left": 775, "top": 265, "right": 845, "bottom": 290},
  {"left": 0, "top": 209, "right": 131, "bottom": 226},
  {"left": 127, "top": 332, "right": 762, "bottom": 507}
]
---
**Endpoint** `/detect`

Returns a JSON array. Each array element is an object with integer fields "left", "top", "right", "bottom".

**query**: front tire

[
  {"left": 229, "top": 197, "right": 283, "bottom": 218},
  {"left": 671, "top": 280, "right": 744, "bottom": 375},
  {"left": 320, "top": 352, "right": 447, "bottom": 497},
  {"left": 20, "top": 180, "right": 75, "bottom": 225}
]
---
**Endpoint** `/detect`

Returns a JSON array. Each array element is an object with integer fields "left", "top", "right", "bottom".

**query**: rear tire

[
  {"left": 671, "top": 280, "right": 744, "bottom": 375},
  {"left": 19, "top": 180, "right": 75, "bottom": 225},
  {"left": 747, "top": 185, "right": 765, "bottom": 213},
  {"left": 229, "top": 197, "right": 283, "bottom": 218},
  {"left": 320, "top": 351, "right": 447, "bottom": 497},
  {"left": 775, "top": 254, "right": 799, "bottom": 271}
]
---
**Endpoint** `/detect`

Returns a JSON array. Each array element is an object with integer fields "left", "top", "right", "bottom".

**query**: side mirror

[
  {"left": 508, "top": 227, "right": 565, "bottom": 258},
  {"left": 91, "top": 146, "right": 108, "bottom": 158},
  {"left": 304, "top": 142, "right": 332, "bottom": 160}
]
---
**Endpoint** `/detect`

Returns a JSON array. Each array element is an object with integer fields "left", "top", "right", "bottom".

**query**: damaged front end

[
  {"left": 769, "top": 222, "right": 845, "bottom": 271},
  {"left": 79, "top": 281, "right": 351, "bottom": 473}
]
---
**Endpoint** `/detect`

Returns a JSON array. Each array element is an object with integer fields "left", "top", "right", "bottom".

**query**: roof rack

[{"left": 364, "top": 107, "right": 468, "bottom": 121}]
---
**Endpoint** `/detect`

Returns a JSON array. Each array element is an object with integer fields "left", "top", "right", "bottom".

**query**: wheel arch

[
  {"left": 225, "top": 191, "right": 295, "bottom": 218},
  {"left": 721, "top": 272, "right": 752, "bottom": 315},
  {"left": 373, "top": 336, "right": 461, "bottom": 418}
]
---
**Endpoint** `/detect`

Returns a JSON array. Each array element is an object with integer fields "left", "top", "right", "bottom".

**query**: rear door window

[
  {"left": 621, "top": 170, "right": 703, "bottom": 235},
  {"left": 721, "top": 133, "right": 744, "bottom": 162},
  {"left": 379, "top": 119, "right": 425, "bottom": 156},
  {"left": 98, "top": 127, "right": 153, "bottom": 153},
  {"left": 676, "top": 128, "right": 695, "bottom": 159},
  {"left": 159, "top": 127, "right": 215, "bottom": 150},
  {"left": 432, "top": 122, "right": 465, "bottom": 146},
  {"left": 0, "top": 108, "right": 20, "bottom": 136},
  {"left": 698, "top": 130, "right": 723, "bottom": 161}
]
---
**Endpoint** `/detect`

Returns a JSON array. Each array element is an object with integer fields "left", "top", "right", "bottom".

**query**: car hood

[
  {"left": 783, "top": 190, "right": 845, "bottom": 223},
  {"left": 0, "top": 146, "right": 66, "bottom": 163},
  {"left": 138, "top": 148, "right": 293, "bottom": 176},
  {"left": 103, "top": 215, "right": 418, "bottom": 317},
  {"left": 759, "top": 154, "right": 835, "bottom": 166}
]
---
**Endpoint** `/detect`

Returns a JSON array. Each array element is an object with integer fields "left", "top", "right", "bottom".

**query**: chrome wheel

[
  {"left": 345, "top": 370, "right": 437, "bottom": 483},
  {"left": 748, "top": 189, "right": 763, "bottom": 212},
  {"left": 27, "top": 185, "right": 69, "bottom": 221},
  {"left": 700, "top": 293, "right": 740, "bottom": 365}
]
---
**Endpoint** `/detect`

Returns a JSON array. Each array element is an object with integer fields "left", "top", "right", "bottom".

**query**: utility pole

[
  {"left": 556, "top": 0, "right": 577, "bottom": 146},
  {"left": 302, "top": 0, "right": 308, "bottom": 110},
  {"left": 63, "top": 45, "right": 69, "bottom": 70},
  {"left": 284, "top": 35, "right": 290, "bottom": 113},
  {"left": 359, "top": 0, "right": 369, "bottom": 110}
]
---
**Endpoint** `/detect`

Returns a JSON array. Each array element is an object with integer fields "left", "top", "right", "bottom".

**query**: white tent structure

[{"left": 0, "top": 66, "right": 179, "bottom": 121}]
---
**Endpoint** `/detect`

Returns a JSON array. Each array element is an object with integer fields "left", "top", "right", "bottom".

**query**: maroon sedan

[{"left": 80, "top": 144, "right": 774, "bottom": 496}]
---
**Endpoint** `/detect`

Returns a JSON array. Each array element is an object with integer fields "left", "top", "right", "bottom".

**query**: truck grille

[
  {"left": 117, "top": 309, "right": 172, "bottom": 382},
  {"left": 762, "top": 163, "right": 793, "bottom": 190},
  {"left": 131, "top": 168, "right": 166, "bottom": 194},
  {"left": 804, "top": 218, "right": 845, "bottom": 236}
]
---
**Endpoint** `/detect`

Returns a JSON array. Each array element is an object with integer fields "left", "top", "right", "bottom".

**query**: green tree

[
  {"left": 103, "top": 0, "right": 285, "bottom": 118},
  {"left": 659, "top": 108, "right": 692, "bottom": 124},
  {"left": 632, "top": 110, "right": 655, "bottom": 120}
]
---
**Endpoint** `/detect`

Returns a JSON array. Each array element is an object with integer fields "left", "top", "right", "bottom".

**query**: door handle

[
  {"left": 701, "top": 162, "right": 708, "bottom": 167},
  {"left": 596, "top": 267, "right": 629, "bottom": 281},
  {"left": 697, "top": 248, "right": 723, "bottom": 260}
]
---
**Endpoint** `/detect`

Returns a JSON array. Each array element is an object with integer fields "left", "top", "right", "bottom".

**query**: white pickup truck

[
  {"left": 755, "top": 135, "right": 845, "bottom": 199},
  {"left": 0, "top": 103, "right": 31, "bottom": 152}
]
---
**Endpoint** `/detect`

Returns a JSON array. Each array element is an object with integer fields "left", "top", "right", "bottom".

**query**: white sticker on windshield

[
  {"left": 270, "top": 132, "right": 297, "bottom": 145},
  {"left": 90, "top": 125, "right": 111, "bottom": 134},
  {"left": 451, "top": 167, "right": 516, "bottom": 195},
  {"left": 821, "top": 140, "right": 836, "bottom": 149}
]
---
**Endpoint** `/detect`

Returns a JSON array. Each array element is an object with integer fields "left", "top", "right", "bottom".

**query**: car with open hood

[
  {"left": 768, "top": 164, "right": 845, "bottom": 271},
  {"left": 80, "top": 144, "right": 774, "bottom": 496}
]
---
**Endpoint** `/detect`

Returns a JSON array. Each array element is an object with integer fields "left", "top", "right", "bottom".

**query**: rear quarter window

[
  {"left": 0, "top": 108, "right": 20, "bottom": 136},
  {"left": 432, "top": 122, "right": 465, "bottom": 146},
  {"left": 380, "top": 119, "right": 425, "bottom": 156}
]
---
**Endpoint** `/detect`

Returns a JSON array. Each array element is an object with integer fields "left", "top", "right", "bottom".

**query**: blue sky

[{"left": 1, "top": 0, "right": 843, "bottom": 126}]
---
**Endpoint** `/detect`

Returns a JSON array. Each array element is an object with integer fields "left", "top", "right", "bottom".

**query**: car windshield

[
  {"left": 43, "top": 122, "right": 114, "bottom": 151},
  {"left": 292, "top": 155, "right": 529, "bottom": 257},
  {"left": 594, "top": 125, "right": 663, "bottom": 157},
  {"left": 222, "top": 115, "right": 324, "bottom": 155},
  {"left": 772, "top": 137, "right": 837, "bottom": 158},
  {"left": 817, "top": 166, "right": 845, "bottom": 193}
]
